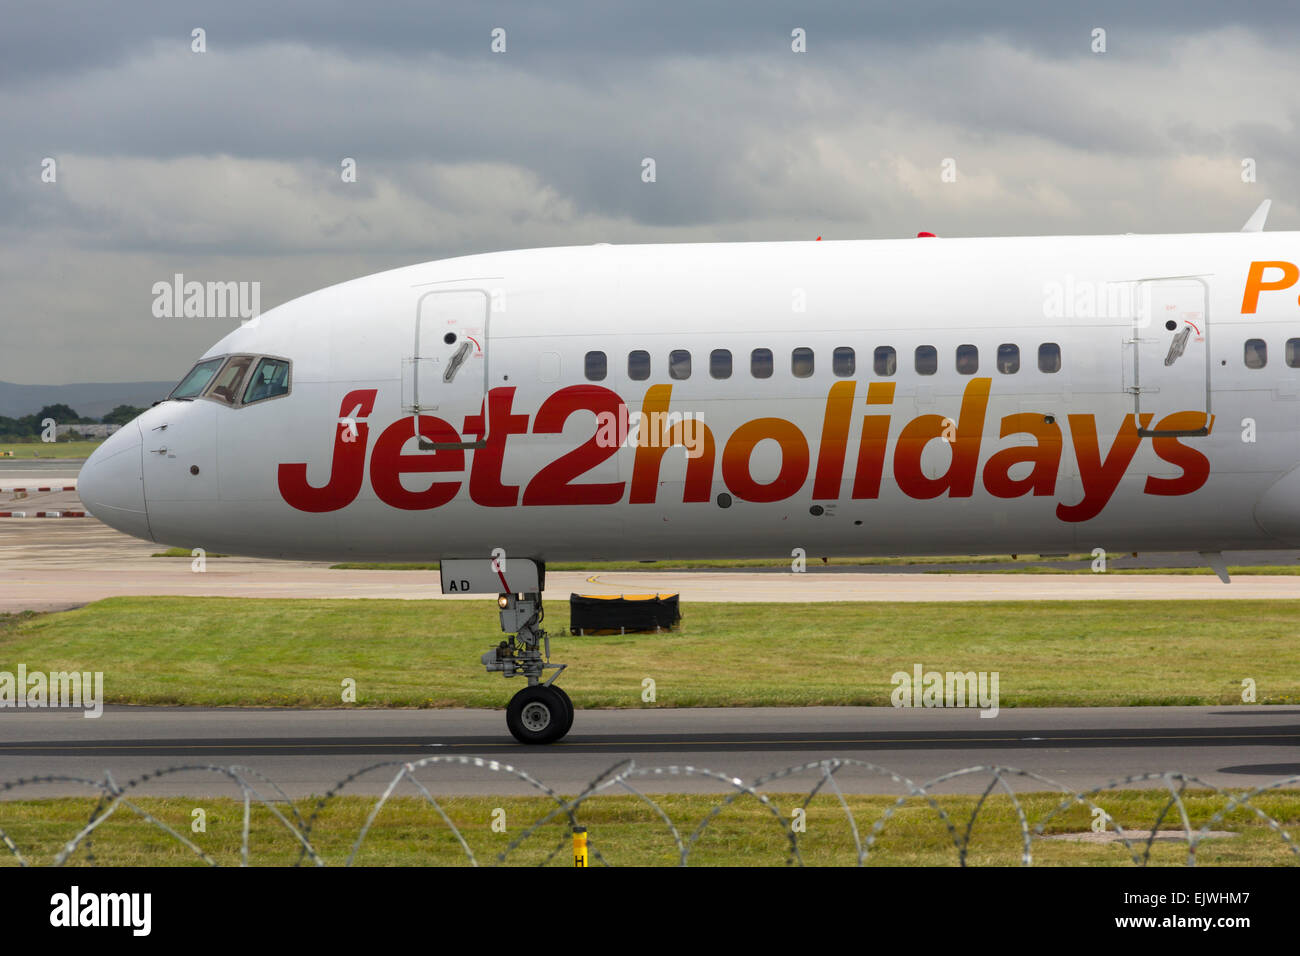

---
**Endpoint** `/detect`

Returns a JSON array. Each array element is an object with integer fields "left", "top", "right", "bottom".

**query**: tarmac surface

[{"left": 0, "top": 705, "right": 1295, "bottom": 798}]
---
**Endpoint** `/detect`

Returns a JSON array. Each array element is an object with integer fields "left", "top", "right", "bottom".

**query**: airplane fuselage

[{"left": 81, "top": 233, "right": 1300, "bottom": 563}]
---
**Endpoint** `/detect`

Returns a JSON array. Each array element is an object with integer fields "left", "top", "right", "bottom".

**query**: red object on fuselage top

[{"left": 917, "top": 231, "right": 936, "bottom": 238}]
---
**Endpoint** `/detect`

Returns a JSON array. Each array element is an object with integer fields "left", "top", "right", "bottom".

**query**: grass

[
  {"left": 0, "top": 596, "right": 1297, "bottom": 708},
  {"left": 0, "top": 440, "right": 102, "bottom": 459},
  {"left": 0, "top": 789, "right": 1295, "bottom": 866},
  {"left": 151, "top": 548, "right": 229, "bottom": 558}
]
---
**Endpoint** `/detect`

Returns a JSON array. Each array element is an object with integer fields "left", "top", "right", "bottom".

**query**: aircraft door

[
  {"left": 403, "top": 289, "right": 490, "bottom": 448},
  {"left": 1125, "top": 278, "right": 1211, "bottom": 437}
]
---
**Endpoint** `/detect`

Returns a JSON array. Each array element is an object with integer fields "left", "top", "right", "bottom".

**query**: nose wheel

[{"left": 506, "top": 684, "right": 574, "bottom": 745}]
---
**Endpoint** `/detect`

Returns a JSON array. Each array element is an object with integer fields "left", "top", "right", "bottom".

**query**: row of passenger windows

[
  {"left": 583, "top": 343, "right": 1063, "bottom": 382},
  {"left": 1244, "top": 338, "right": 1300, "bottom": 370}
]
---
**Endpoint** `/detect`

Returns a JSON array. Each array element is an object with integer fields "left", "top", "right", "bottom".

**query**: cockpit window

[
  {"left": 242, "top": 357, "right": 292, "bottom": 404},
  {"left": 169, "top": 358, "right": 225, "bottom": 400},
  {"left": 170, "top": 354, "right": 293, "bottom": 406},
  {"left": 203, "top": 355, "right": 256, "bottom": 406}
]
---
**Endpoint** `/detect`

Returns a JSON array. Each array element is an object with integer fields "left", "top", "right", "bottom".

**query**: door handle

[
  {"left": 1163, "top": 327, "right": 1191, "bottom": 366},
  {"left": 443, "top": 342, "right": 472, "bottom": 383}
]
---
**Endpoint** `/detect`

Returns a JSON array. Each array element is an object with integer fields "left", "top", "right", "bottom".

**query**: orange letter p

[{"left": 1241, "top": 260, "right": 1299, "bottom": 314}]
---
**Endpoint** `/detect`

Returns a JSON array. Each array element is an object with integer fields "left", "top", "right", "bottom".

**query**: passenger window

[
  {"left": 1287, "top": 339, "right": 1300, "bottom": 368},
  {"left": 169, "top": 358, "right": 225, "bottom": 400},
  {"left": 669, "top": 350, "right": 691, "bottom": 380},
  {"left": 1245, "top": 339, "right": 1267, "bottom": 369},
  {"left": 873, "top": 346, "right": 895, "bottom": 376},
  {"left": 242, "top": 358, "right": 291, "bottom": 404},
  {"left": 996, "top": 344, "right": 1019, "bottom": 374},
  {"left": 584, "top": 351, "right": 607, "bottom": 381},
  {"left": 833, "top": 347, "right": 856, "bottom": 377},
  {"left": 204, "top": 355, "right": 256, "bottom": 406},
  {"left": 792, "top": 347, "right": 814, "bottom": 378},
  {"left": 628, "top": 350, "right": 651, "bottom": 380},
  {"left": 915, "top": 345, "right": 937, "bottom": 375},
  {"left": 751, "top": 348, "right": 773, "bottom": 379},
  {"left": 710, "top": 349, "right": 732, "bottom": 379},
  {"left": 1038, "top": 342, "right": 1061, "bottom": 373},
  {"left": 956, "top": 344, "right": 979, "bottom": 375}
]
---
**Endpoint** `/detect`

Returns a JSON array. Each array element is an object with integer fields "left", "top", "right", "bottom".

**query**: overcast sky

[{"left": 2, "top": 1, "right": 1296, "bottom": 384}]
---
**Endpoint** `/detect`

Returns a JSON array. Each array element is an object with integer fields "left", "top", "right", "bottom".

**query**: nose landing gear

[{"left": 481, "top": 592, "right": 573, "bottom": 744}]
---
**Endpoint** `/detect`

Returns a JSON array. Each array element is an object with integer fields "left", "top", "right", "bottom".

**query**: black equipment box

[{"left": 569, "top": 593, "right": 681, "bottom": 634}]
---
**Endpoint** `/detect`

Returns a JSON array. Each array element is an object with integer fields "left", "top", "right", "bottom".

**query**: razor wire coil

[{"left": 0, "top": 759, "right": 1295, "bottom": 867}]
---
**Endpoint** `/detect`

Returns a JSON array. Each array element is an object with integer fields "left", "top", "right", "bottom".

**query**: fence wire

[{"left": 0, "top": 759, "right": 1296, "bottom": 866}]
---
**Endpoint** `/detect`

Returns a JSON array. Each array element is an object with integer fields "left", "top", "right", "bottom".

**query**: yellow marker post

[{"left": 573, "top": 826, "right": 588, "bottom": 867}]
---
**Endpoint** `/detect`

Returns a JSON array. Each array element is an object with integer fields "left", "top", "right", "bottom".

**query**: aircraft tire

[{"left": 506, "top": 685, "right": 568, "bottom": 744}]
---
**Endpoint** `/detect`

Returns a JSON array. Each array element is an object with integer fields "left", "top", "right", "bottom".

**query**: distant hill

[{"left": 0, "top": 380, "right": 174, "bottom": 419}]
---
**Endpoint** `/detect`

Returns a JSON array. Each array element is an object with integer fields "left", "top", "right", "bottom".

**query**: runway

[{"left": 1, "top": 705, "right": 1295, "bottom": 798}]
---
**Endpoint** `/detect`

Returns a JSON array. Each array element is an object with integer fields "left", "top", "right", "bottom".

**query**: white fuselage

[{"left": 79, "top": 233, "right": 1300, "bottom": 562}]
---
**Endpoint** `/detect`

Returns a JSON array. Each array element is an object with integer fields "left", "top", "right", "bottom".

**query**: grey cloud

[
  {"left": 6, "top": 1, "right": 1300, "bottom": 84},
  {"left": 1, "top": 4, "right": 1298, "bottom": 385}
]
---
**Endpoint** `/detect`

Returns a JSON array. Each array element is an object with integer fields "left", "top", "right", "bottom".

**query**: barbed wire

[{"left": 0, "top": 759, "right": 1296, "bottom": 866}]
